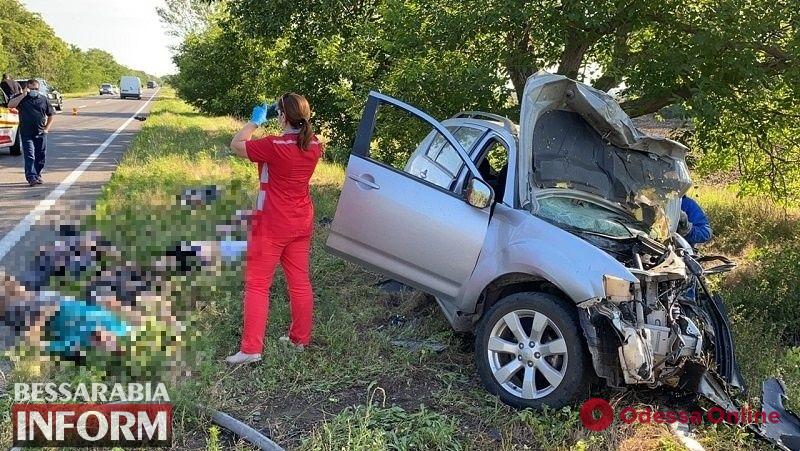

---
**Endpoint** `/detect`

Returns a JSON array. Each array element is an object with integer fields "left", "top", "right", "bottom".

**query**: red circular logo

[{"left": 580, "top": 398, "right": 614, "bottom": 431}]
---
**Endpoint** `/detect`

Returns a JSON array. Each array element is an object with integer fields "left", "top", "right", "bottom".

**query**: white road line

[
  {"left": 0, "top": 88, "right": 160, "bottom": 260},
  {"left": 77, "top": 104, "right": 88, "bottom": 108}
]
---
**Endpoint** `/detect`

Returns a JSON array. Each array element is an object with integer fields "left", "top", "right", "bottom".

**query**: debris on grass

[
  {"left": 375, "top": 278, "right": 415, "bottom": 294},
  {"left": 387, "top": 314, "right": 407, "bottom": 327},
  {"left": 210, "top": 409, "right": 284, "bottom": 451},
  {"left": 391, "top": 339, "right": 447, "bottom": 353}
]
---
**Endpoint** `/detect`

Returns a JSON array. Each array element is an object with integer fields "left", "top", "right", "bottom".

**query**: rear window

[
  {"left": 102, "top": 84, "right": 111, "bottom": 88},
  {"left": 424, "top": 126, "right": 485, "bottom": 176}
]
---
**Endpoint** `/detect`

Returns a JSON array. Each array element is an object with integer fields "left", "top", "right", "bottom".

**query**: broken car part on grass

[{"left": 326, "top": 72, "right": 800, "bottom": 450}]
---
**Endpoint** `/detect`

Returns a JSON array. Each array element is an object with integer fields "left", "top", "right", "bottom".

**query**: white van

[{"left": 119, "top": 76, "right": 142, "bottom": 100}]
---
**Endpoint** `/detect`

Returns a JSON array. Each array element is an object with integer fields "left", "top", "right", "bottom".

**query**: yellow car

[{"left": 0, "top": 92, "right": 21, "bottom": 155}]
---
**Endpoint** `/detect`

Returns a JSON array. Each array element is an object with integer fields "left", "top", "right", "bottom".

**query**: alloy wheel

[{"left": 486, "top": 309, "right": 568, "bottom": 399}]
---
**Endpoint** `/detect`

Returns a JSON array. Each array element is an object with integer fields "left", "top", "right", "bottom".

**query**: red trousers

[{"left": 240, "top": 230, "right": 314, "bottom": 354}]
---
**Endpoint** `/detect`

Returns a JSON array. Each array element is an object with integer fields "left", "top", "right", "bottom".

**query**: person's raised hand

[{"left": 249, "top": 103, "right": 268, "bottom": 126}]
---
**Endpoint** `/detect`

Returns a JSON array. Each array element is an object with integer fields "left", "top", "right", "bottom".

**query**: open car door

[{"left": 326, "top": 92, "right": 492, "bottom": 302}]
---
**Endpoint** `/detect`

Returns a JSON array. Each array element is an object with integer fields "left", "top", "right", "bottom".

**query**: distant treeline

[{"left": 0, "top": 0, "right": 157, "bottom": 92}]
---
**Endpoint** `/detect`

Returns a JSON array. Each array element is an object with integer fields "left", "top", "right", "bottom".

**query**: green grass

[{"left": 3, "top": 94, "right": 798, "bottom": 450}]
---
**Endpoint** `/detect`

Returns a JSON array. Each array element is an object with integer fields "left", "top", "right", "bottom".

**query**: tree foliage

[
  {"left": 157, "top": 0, "right": 221, "bottom": 40},
  {"left": 170, "top": 0, "right": 799, "bottom": 200},
  {"left": 0, "top": 0, "right": 156, "bottom": 92}
]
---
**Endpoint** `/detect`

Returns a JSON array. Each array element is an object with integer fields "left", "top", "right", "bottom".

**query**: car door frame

[
  {"left": 353, "top": 92, "right": 486, "bottom": 185},
  {"left": 327, "top": 91, "right": 495, "bottom": 302},
  {"left": 450, "top": 127, "right": 518, "bottom": 208}
]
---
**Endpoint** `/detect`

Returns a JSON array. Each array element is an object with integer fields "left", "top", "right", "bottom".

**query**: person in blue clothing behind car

[{"left": 678, "top": 195, "right": 712, "bottom": 246}]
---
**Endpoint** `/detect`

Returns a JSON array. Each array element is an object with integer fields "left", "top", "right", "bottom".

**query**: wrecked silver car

[{"left": 326, "top": 72, "right": 800, "bottom": 449}]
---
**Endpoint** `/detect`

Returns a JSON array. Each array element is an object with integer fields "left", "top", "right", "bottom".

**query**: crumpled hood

[{"left": 518, "top": 72, "right": 692, "bottom": 239}]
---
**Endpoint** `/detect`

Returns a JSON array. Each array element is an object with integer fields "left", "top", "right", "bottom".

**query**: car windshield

[
  {"left": 535, "top": 195, "right": 649, "bottom": 238},
  {"left": 102, "top": 84, "right": 111, "bottom": 88}
]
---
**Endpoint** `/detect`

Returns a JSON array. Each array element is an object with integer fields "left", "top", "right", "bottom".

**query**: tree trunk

[
  {"left": 557, "top": 39, "right": 590, "bottom": 80},
  {"left": 504, "top": 26, "right": 536, "bottom": 103},
  {"left": 509, "top": 66, "right": 534, "bottom": 103}
]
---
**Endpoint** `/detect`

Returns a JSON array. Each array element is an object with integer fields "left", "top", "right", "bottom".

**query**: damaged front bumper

[{"left": 578, "top": 278, "right": 800, "bottom": 450}]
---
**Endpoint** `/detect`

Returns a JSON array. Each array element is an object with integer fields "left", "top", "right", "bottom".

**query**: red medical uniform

[{"left": 241, "top": 132, "right": 322, "bottom": 353}]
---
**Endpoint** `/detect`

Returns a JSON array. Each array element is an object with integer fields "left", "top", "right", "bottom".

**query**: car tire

[
  {"left": 475, "top": 291, "right": 592, "bottom": 410},
  {"left": 55, "top": 100, "right": 62, "bottom": 111}
]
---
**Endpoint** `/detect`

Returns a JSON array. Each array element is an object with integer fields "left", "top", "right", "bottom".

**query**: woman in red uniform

[{"left": 226, "top": 93, "right": 322, "bottom": 364}]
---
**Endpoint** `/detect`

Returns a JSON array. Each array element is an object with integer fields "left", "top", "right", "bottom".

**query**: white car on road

[{"left": 120, "top": 76, "right": 142, "bottom": 100}]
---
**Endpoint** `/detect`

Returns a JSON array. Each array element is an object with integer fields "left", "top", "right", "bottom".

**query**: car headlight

[{"left": 603, "top": 275, "right": 633, "bottom": 303}]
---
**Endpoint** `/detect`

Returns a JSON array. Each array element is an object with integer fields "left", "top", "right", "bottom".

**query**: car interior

[{"left": 476, "top": 139, "right": 509, "bottom": 203}]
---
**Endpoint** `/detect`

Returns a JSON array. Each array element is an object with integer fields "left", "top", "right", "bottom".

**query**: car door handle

[{"left": 348, "top": 174, "right": 380, "bottom": 190}]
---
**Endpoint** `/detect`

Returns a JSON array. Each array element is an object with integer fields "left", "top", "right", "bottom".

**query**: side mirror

[{"left": 464, "top": 177, "right": 494, "bottom": 209}]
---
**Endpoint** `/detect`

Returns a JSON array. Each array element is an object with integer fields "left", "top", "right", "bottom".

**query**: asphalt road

[{"left": 0, "top": 88, "right": 159, "bottom": 278}]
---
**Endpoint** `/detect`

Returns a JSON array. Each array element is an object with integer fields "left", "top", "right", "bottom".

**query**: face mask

[{"left": 28, "top": 90, "right": 39, "bottom": 98}]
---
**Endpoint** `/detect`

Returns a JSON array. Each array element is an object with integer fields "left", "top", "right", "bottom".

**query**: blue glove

[{"left": 250, "top": 103, "right": 268, "bottom": 126}]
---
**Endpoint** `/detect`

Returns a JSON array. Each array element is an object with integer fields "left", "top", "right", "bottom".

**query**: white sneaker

[
  {"left": 225, "top": 351, "right": 261, "bottom": 365},
  {"left": 279, "top": 335, "right": 305, "bottom": 351}
]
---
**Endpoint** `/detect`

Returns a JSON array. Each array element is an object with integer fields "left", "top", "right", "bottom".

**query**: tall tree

[
  {"left": 171, "top": 0, "right": 799, "bottom": 199},
  {"left": 157, "top": 0, "right": 221, "bottom": 40}
]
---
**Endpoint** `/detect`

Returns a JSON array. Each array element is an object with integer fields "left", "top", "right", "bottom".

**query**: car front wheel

[{"left": 475, "top": 292, "right": 592, "bottom": 409}]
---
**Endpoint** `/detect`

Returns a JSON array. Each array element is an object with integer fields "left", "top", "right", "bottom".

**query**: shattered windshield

[{"left": 535, "top": 196, "right": 649, "bottom": 238}]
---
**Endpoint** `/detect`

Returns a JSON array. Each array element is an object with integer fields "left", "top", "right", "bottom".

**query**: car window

[
  {"left": 483, "top": 140, "right": 508, "bottom": 173},
  {"left": 367, "top": 104, "right": 470, "bottom": 192},
  {"left": 425, "top": 127, "right": 484, "bottom": 177}
]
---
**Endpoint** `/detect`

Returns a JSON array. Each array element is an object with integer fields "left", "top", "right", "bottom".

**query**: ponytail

[
  {"left": 297, "top": 119, "right": 314, "bottom": 151},
  {"left": 278, "top": 93, "right": 315, "bottom": 151}
]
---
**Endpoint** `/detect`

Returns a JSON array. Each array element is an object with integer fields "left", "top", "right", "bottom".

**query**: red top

[{"left": 246, "top": 133, "right": 322, "bottom": 237}]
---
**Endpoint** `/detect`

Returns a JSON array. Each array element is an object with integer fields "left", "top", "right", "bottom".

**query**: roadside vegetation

[
  {"left": 4, "top": 92, "right": 796, "bottom": 450},
  {"left": 164, "top": 0, "right": 799, "bottom": 203},
  {"left": 0, "top": 0, "right": 156, "bottom": 93}
]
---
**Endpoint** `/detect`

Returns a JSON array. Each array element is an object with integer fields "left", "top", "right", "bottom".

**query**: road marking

[
  {"left": 78, "top": 104, "right": 89, "bottom": 108},
  {"left": 0, "top": 88, "right": 160, "bottom": 260}
]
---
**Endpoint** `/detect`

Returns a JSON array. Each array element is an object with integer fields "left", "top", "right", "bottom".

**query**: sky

[{"left": 21, "top": 0, "right": 180, "bottom": 76}]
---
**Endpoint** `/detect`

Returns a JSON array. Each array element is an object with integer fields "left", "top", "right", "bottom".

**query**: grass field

[{"left": 2, "top": 92, "right": 798, "bottom": 450}]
